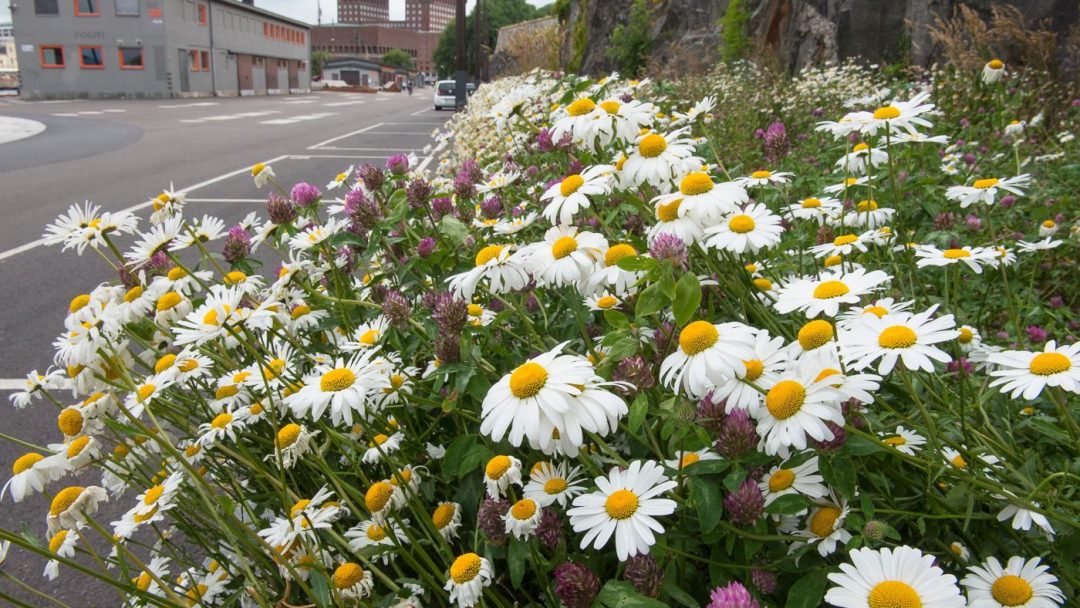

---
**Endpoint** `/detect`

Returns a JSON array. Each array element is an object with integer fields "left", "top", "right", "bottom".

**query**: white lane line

[
  {"left": 282, "top": 99, "right": 318, "bottom": 104},
  {"left": 382, "top": 121, "right": 445, "bottom": 126},
  {"left": 307, "top": 122, "right": 384, "bottom": 150},
  {"left": 309, "top": 146, "right": 418, "bottom": 152},
  {"left": 410, "top": 107, "right": 434, "bottom": 116},
  {"left": 259, "top": 112, "right": 338, "bottom": 125},
  {"left": 0, "top": 154, "right": 289, "bottom": 263},
  {"left": 52, "top": 110, "right": 123, "bottom": 117},
  {"left": 417, "top": 139, "right": 447, "bottom": 173},
  {"left": 102, "top": 109, "right": 127, "bottom": 113},
  {"left": 186, "top": 198, "right": 266, "bottom": 203},
  {"left": 0, "top": 378, "right": 73, "bottom": 391},
  {"left": 0, "top": 117, "right": 47, "bottom": 145},
  {"left": 323, "top": 101, "right": 366, "bottom": 107},
  {"left": 159, "top": 102, "right": 220, "bottom": 108},
  {"left": 363, "top": 131, "right": 436, "bottom": 135},
  {"left": 289, "top": 154, "right": 399, "bottom": 160},
  {"left": 180, "top": 111, "right": 280, "bottom": 124}
]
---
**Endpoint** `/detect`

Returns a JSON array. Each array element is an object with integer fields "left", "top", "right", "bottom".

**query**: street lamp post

[{"left": 454, "top": 0, "right": 466, "bottom": 110}]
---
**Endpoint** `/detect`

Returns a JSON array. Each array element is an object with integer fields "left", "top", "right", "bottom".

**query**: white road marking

[
  {"left": 102, "top": 109, "right": 127, "bottom": 113},
  {"left": 289, "top": 154, "right": 404, "bottom": 160},
  {"left": 417, "top": 139, "right": 447, "bottom": 173},
  {"left": 180, "top": 111, "right": 280, "bottom": 124},
  {"left": 0, "top": 154, "right": 289, "bottom": 263},
  {"left": 364, "top": 131, "right": 435, "bottom": 135},
  {"left": 0, "top": 117, "right": 47, "bottom": 145},
  {"left": 307, "top": 146, "right": 418, "bottom": 152},
  {"left": 159, "top": 102, "right": 220, "bottom": 109},
  {"left": 259, "top": 112, "right": 338, "bottom": 125},
  {"left": 410, "top": 107, "right": 434, "bottom": 116},
  {"left": 52, "top": 110, "right": 124, "bottom": 117},
  {"left": 323, "top": 101, "right": 366, "bottom": 107},
  {"left": 186, "top": 198, "right": 266, "bottom": 203},
  {"left": 307, "top": 122, "right": 384, "bottom": 149},
  {"left": 282, "top": 99, "right": 317, "bottom": 104}
]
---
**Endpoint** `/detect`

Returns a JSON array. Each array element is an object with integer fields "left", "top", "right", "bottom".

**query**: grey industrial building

[{"left": 11, "top": 0, "right": 311, "bottom": 99}]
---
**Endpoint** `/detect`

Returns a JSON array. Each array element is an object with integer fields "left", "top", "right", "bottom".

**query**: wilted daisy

[
  {"left": 483, "top": 455, "right": 523, "bottom": 498},
  {"left": 504, "top": 497, "right": 543, "bottom": 540},
  {"left": 362, "top": 431, "right": 403, "bottom": 463},
  {"left": 567, "top": 460, "right": 677, "bottom": 561},
  {"left": 47, "top": 485, "right": 109, "bottom": 534},
  {"left": 841, "top": 305, "right": 958, "bottom": 374},
  {"left": 286, "top": 350, "right": 385, "bottom": 426},
  {"left": 736, "top": 169, "right": 793, "bottom": 188},
  {"left": 526, "top": 225, "right": 607, "bottom": 288},
  {"left": 774, "top": 268, "right": 891, "bottom": 318},
  {"left": 759, "top": 456, "right": 829, "bottom": 507},
  {"left": 648, "top": 196, "right": 704, "bottom": 244},
  {"left": 621, "top": 127, "right": 702, "bottom": 188},
  {"left": 996, "top": 500, "right": 1055, "bottom": 538},
  {"left": 792, "top": 497, "right": 852, "bottom": 557},
  {"left": 835, "top": 142, "right": 888, "bottom": 174},
  {"left": 332, "top": 562, "right": 374, "bottom": 600},
  {"left": 540, "top": 165, "right": 613, "bottom": 225},
  {"left": 703, "top": 203, "right": 784, "bottom": 255},
  {"left": 824, "top": 546, "right": 966, "bottom": 608},
  {"left": 982, "top": 59, "right": 1006, "bottom": 83},
  {"left": 945, "top": 175, "right": 1030, "bottom": 207},
  {"left": 987, "top": 341, "right": 1079, "bottom": 400},
  {"left": 3, "top": 451, "right": 66, "bottom": 502},
  {"left": 445, "top": 552, "right": 493, "bottom": 608},
  {"left": 660, "top": 320, "right": 757, "bottom": 399},
  {"left": 251, "top": 162, "right": 275, "bottom": 187},
  {"left": 346, "top": 519, "right": 408, "bottom": 564},
  {"left": 843, "top": 199, "right": 895, "bottom": 229},
  {"left": 269, "top": 423, "right": 318, "bottom": 469},
  {"left": 962, "top": 555, "right": 1064, "bottom": 608},
  {"left": 1016, "top": 237, "right": 1062, "bottom": 253},
  {"left": 914, "top": 245, "right": 993, "bottom": 273},
  {"left": 523, "top": 461, "right": 586, "bottom": 507},
  {"left": 44, "top": 526, "right": 81, "bottom": 580},
  {"left": 432, "top": 502, "right": 462, "bottom": 540},
  {"left": 326, "top": 165, "right": 353, "bottom": 190},
  {"left": 755, "top": 366, "right": 845, "bottom": 456},
  {"left": 880, "top": 426, "right": 926, "bottom": 455},
  {"left": 447, "top": 244, "right": 531, "bottom": 301}
]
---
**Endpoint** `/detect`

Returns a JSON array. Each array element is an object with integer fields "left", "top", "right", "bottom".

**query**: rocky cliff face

[{"left": 559, "top": 0, "right": 1078, "bottom": 75}]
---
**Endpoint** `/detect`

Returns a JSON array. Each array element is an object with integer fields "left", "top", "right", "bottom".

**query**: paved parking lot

[{"left": 0, "top": 89, "right": 449, "bottom": 605}]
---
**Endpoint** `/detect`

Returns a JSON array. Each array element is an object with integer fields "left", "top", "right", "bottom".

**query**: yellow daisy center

[
  {"left": 638, "top": 133, "right": 668, "bottom": 158},
  {"left": 1029, "top": 352, "right": 1070, "bottom": 376},
  {"left": 49, "top": 530, "right": 69, "bottom": 553},
  {"left": 988, "top": 59, "right": 1004, "bottom": 70},
  {"left": 768, "top": 468, "right": 795, "bottom": 492},
  {"left": 680, "top": 172, "right": 714, "bottom": 196},
  {"left": 1042, "top": 220, "right": 1055, "bottom": 228},
  {"left": 552, "top": 235, "right": 578, "bottom": 259},
  {"left": 604, "top": 489, "right": 640, "bottom": 520},
  {"left": 728, "top": 214, "right": 756, "bottom": 233},
  {"left": 679, "top": 321, "right": 719, "bottom": 355},
  {"left": 509, "top": 362, "right": 548, "bottom": 399},
  {"left": 210, "top": 412, "right": 232, "bottom": 429},
  {"left": 13, "top": 452, "right": 45, "bottom": 475},
  {"left": 950, "top": 454, "right": 968, "bottom": 469},
  {"left": 154, "top": 354, "right": 177, "bottom": 374},
  {"left": 656, "top": 198, "right": 682, "bottom": 222},
  {"left": 853, "top": 143, "right": 869, "bottom": 153},
  {"left": 809, "top": 506, "right": 842, "bottom": 537},
  {"left": 215, "top": 385, "right": 238, "bottom": 400},
  {"left": 679, "top": 452, "right": 701, "bottom": 468},
  {"left": 824, "top": 254, "right": 843, "bottom": 267},
  {"left": 143, "top": 484, "right": 165, "bottom": 505},
  {"left": 943, "top": 248, "right": 970, "bottom": 259},
  {"left": 320, "top": 368, "right": 356, "bottom": 392},
  {"left": 358, "top": 328, "right": 380, "bottom": 345},
  {"left": 798, "top": 320, "right": 834, "bottom": 350},
  {"left": 277, "top": 423, "right": 302, "bottom": 448},
  {"left": 813, "top": 280, "right": 850, "bottom": 299},
  {"left": 600, "top": 100, "right": 621, "bottom": 114},
  {"left": 801, "top": 198, "right": 822, "bottom": 209},
  {"left": 485, "top": 455, "right": 513, "bottom": 480},
  {"left": 743, "top": 359, "right": 764, "bottom": 382},
  {"left": 58, "top": 408, "right": 84, "bottom": 436},
  {"left": 511, "top": 498, "right": 537, "bottom": 520},
  {"left": 560, "top": 174, "right": 585, "bottom": 197},
  {"left": 873, "top": 106, "right": 901, "bottom": 120},
  {"left": 544, "top": 478, "right": 568, "bottom": 494},
  {"left": 475, "top": 244, "right": 503, "bottom": 267},
  {"left": 69, "top": 294, "right": 91, "bottom": 313},
  {"left": 958, "top": 328, "right": 973, "bottom": 343},
  {"left": 223, "top": 271, "right": 247, "bottom": 285},
  {"left": 123, "top": 286, "right": 144, "bottom": 303},
  {"left": 50, "top": 486, "right": 85, "bottom": 516},
  {"left": 867, "top": 581, "right": 922, "bottom": 608},
  {"left": 857, "top": 200, "right": 879, "bottom": 212},
  {"left": 766, "top": 380, "right": 806, "bottom": 420},
  {"left": 566, "top": 98, "right": 596, "bottom": 116},
  {"left": 878, "top": 326, "right": 918, "bottom": 349},
  {"left": 365, "top": 481, "right": 393, "bottom": 513},
  {"left": 332, "top": 563, "right": 366, "bottom": 589},
  {"left": 753, "top": 277, "right": 773, "bottom": 291},
  {"left": 833, "top": 234, "right": 858, "bottom": 246},
  {"left": 596, "top": 295, "right": 618, "bottom": 309},
  {"left": 251, "top": 162, "right": 266, "bottom": 176},
  {"left": 432, "top": 503, "right": 457, "bottom": 528},
  {"left": 864, "top": 305, "right": 889, "bottom": 318},
  {"left": 450, "top": 553, "right": 483, "bottom": 584},
  {"left": 65, "top": 435, "right": 90, "bottom": 459},
  {"left": 604, "top": 243, "right": 637, "bottom": 267},
  {"left": 366, "top": 523, "right": 389, "bottom": 541},
  {"left": 883, "top": 435, "right": 907, "bottom": 447},
  {"left": 973, "top": 178, "right": 999, "bottom": 189},
  {"left": 750, "top": 170, "right": 772, "bottom": 179},
  {"left": 167, "top": 267, "right": 187, "bottom": 281},
  {"left": 991, "top": 575, "right": 1033, "bottom": 606}
]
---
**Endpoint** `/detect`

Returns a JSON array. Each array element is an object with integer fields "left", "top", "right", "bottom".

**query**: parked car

[{"left": 434, "top": 80, "right": 456, "bottom": 111}]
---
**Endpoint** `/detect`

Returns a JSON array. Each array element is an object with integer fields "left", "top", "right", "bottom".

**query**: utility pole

[
  {"left": 454, "top": 0, "right": 466, "bottom": 109},
  {"left": 474, "top": 0, "right": 483, "bottom": 82}
]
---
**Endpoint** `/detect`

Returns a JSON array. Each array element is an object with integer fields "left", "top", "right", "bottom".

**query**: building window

[
  {"left": 79, "top": 45, "right": 104, "bottom": 68},
  {"left": 34, "top": 0, "right": 60, "bottom": 15},
  {"left": 189, "top": 49, "right": 200, "bottom": 71},
  {"left": 201, "top": 50, "right": 210, "bottom": 71},
  {"left": 197, "top": 3, "right": 207, "bottom": 25},
  {"left": 75, "top": 0, "right": 99, "bottom": 16},
  {"left": 40, "top": 45, "right": 65, "bottom": 68},
  {"left": 115, "top": 0, "right": 139, "bottom": 16},
  {"left": 119, "top": 46, "right": 143, "bottom": 69}
]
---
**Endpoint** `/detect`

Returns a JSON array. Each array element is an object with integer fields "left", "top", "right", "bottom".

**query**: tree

[
  {"left": 607, "top": 0, "right": 653, "bottom": 78},
  {"left": 311, "top": 50, "right": 333, "bottom": 78},
  {"left": 433, "top": 0, "right": 545, "bottom": 78},
  {"left": 381, "top": 48, "right": 415, "bottom": 71}
]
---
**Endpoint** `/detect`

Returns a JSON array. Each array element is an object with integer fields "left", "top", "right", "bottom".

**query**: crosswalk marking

[
  {"left": 259, "top": 112, "right": 338, "bottom": 125},
  {"left": 52, "top": 109, "right": 127, "bottom": 117},
  {"left": 180, "top": 111, "right": 280, "bottom": 124},
  {"left": 159, "top": 101, "right": 220, "bottom": 109},
  {"left": 323, "top": 100, "right": 366, "bottom": 107}
]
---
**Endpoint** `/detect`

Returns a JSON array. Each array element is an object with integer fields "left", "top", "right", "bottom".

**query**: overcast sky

[{"left": 1, "top": 1, "right": 551, "bottom": 25}]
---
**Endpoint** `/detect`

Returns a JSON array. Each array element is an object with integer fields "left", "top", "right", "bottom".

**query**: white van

[{"left": 434, "top": 80, "right": 456, "bottom": 110}]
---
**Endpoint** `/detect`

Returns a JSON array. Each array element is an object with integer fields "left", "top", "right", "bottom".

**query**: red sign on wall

[{"left": 148, "top": 8, "right": 162, "bottom": 18}]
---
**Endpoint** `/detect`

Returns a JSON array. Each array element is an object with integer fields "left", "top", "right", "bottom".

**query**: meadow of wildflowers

[{"left": 2, "top": 59, "right": 1078, "bottom": 608}]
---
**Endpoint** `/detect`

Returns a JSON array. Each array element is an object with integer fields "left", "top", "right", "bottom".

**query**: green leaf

[
  {"left": 661, "top": 579, "right": 700, "bottom": 608},
  {"left": 617, "top": 255, "right": 658, "bottom": 272},
  {"left": 507, "top": 537, "right": 528, "bottom": 588},
  {"left": 658, "top": 268, "right": 676, "bottom": 299},
  {"left": 843, "top": 434, "right": 884, "bottom": 456},
  {"left": 438, "top": 215, "right": 469, "bottom": 245},
  {"left": 765, "top": 493, "right": 810, "bottom": 515},
  {"left": 672, "top": 273, "right": 702, "bottom": 326},
  {"left": 820, "top": 455, "right": 857, "bottom": 499},
  {"left": 689, "top": 476, "right": 723, "bottom": 533},
  {"left": 384, "top": 188, "right": 409, "bottom": 224},
  {"left": 627, "top": 393, "right": 649, "bottom": 433},
  {"left": 596, "top": 580, "right": 668, "bottom": 608},
  {"left": 635, "top": 283, "right": 669, "bottom": 318},
  {"left": 785, "top": 569, "right": 828, "bottom": 608},
  {"left": 604, "top": 309, "right": 631, "bottom": 330},
  {"left": 442, "top": 435, "right": 479, "bottom": 477},
  {"left": 722, "top": 467, "right": 747, "bottom": 492},
  {"left": 308, "top": 570, "right": 332, "bottom": 608},
  {"left": 681, "top": 459, "right": 730, "bottom": 476}
]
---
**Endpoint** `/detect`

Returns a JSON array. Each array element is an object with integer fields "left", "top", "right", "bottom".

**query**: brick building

[
  {"left": 11, "top": 0, "right": 310, "bottom": 99},
  {"left": 338, "top": 0, "right": 454, "bottom": 32},
  {"left": 336, "top": 0, "right": 389, "bottom": 25},
  {"left": 311, "top": 24, "right": 439, "bottom": 76}
]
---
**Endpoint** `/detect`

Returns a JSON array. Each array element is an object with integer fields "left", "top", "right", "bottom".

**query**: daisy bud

[
  {"left": 623, "top": 553, "right": 663, "bottom": 598},
  {"left": 386, "top": 153, "right": 410, "bottom": 176},
  {"left": 553, "top": 562, "right": 600, "bottom": 608},
  {"left": 714, "top": 408, "right": 758, "bottom": 457},
  {"left": 266, "top": 193, "right": 296, "bottom": 225},
  {"left": 417, "top": 237, "right": 437, "bottom": 258},
  {"left": 476, "top": 496, "right": 510, "bottom": 544},
  {"left": 358, "top": 164, "right": 384, "bottom": 191},
  {"left": 614, "top": 356, "right": 654, "bottom": 392},
  {"left": 289, "top": 182, "right": 321, "bottom": 208},
  {"left": 750, "top": 568, "right": 778, "bottom": 595},
  {"left": 707, "top": 581, "right": 761, "bottom": 608},
  {"left": 406, "top": 177, "right": 432, "bottom": 209},
  {"left": 648, "top": 232, "right": 688, "bottom": 270},
  {"left": 381, "top": 290, "right": 411, "bottom": 328},
  {"left": 862, "top": 519, "right": 887, "bottom": 542},
  {"left": 723, "top": 478, "right": 764, "bottom": 526},
  {"left": 222, "top": 225, "right": 252, "bottom": 264},
  {"left": 535, "top": 508, "right": 562, "bottom": 550}
]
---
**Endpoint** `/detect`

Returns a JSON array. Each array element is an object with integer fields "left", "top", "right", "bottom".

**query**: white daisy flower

[
  {"left": 823, "top": 175, "right": 874, "bottom": 194},
  {"left": 945, "top": 175, "right": 1031, "bottom": 207},
  {"left": 125, "top": 215, "right": 185, "bottom": 267},
  {"left": 447, "top": 244, "right": 531, "bottom": 301},
  {"left": 504, "top": 497, "right": 543, "bottom": 540},
  {"left": 47, "top": 485, "right": 109, "bottom": 534},
  {"left": 996, "top": 501, "right": 1056, "bottom": 539},
  {"left": 483, "top": 455, "right": 523, "bottom": 498},
  {"left": 982, "top": 59, "right": 1006, "bottom": 84},
  {"left": 880, "top": 426, "right": 926, "bottom": 455},
  {"left": 343, "top": 316, "right": 390, "bottom": 350},
  {"left": 332, "top": 562, "right": 374, "bottom": 600},
  {"left": 708, "top": 330, "right": 788, "bottom": 415},
  {"left": 836, "top": 297, "right": 914, "bottom": 331},
  {"left": 809, "top": 231, "right": 876, "bottom": 258},
  {"left": 785, "top": 196, "right": 843, "bottom": 224},
  {"left": 652, "top": 172, "right": 749, "bottom": 227},
  {"left": 755, "top": 365, "right": 845, "bottom": 456},
  {"left": 949, "top": 542, "right": 971, "bottom": 562},
  {"left": 269, "top": 423, "right": 319, "bottom": 469},
  {"left": 444, "top": 552, "right": 493, "bottom": 608},
  {"left": 825, "top": 546, "right": 966, "bottom": 608},
  {"left": 851, "top": 91, "right": 936, "bottom": 136},
  {"left": 285, "top": 350, "right": 385, "bottom": 427},
  {"left": 670, "top": 95, "right": 714, "bottom": 125},
  {"left": 326, "top": 165, "right": 353, "bottom": 191},
  {"left": 835, "top": 142, "right": 889, "bottom": 174},
  {"left": 660, "top": 320, "right": 757, "bottom": 399},
  {"left": 987, "top": 341, "right": 1079, "bottom": 400},
  {"left": 288, "top": 217, "right": 347, "bottom": 252},
  {"left": 540, "top": 165, "right": 613, "bottom": 225},
  {"left": 130, "top": 556, "right": 171, "bottom": 598},
  {"left": 648, "top": 196, "right": 705, "bottom": 245},
  {"left": 584, "top": 292, "right": 624, "bottom": 312},
  {"left": 793, "top": 497, "right": 852, "bottom": 557},
  {"left": 251, "top": 162, "right": 275, "bottom": 188},
  {"left": 702, "top": 203, "right": 785, "bottom": 255},
  {"left": 962, "top": 555, "right": 1064, "bottom": 608},
  {"left": 2, "top": 451, "right": 67, "bottom": 502},
  {"left": 914, "top": 245, "right": 994, "bottom": 273},
  {"left": 663, "top": 447, "right": 721, "bottom": 471},
  {"left": 760, "top": 456, "right": 829, "bottom": 507},
  {"left": 736, "top": 169, "right": 793, "bottom": 188},
  {"left": 621, "top": 127, "right": 702, "bottom": 189},
  {"left": 525, "top": 225, "right": 607, "bottom": 288},
  {"left": 362, "top": 431, "right": 403, "bottom": 464},
  {"left": 774, "top": 268, "right": 891, "bottom": 318},
  {"left": 177, "top": 215, "right": 227, "bottom": 249},
  {"left": 843, "top": 199, "right": 895, "bottom": 229},
  {"left": 582, "top": 243, "right": 643, "bottom": 295},
  {"left": 431, "top": 502, "right": 462, "bottom": 540},
  {"left": 595, "top": 98, "right": 656, "bottom": 145},
  {"left": 197, "top": 408, "right": 247, "bottom": 447},
  {"left": 345, "top": 519, "right": 408, "bottom": 565},
  {"left": 44, "top": 526, "right": 81, "bottom": 580},
  {"left": 523, "top": 461, "right": 586, "bottom": 508},
  {"left": 1016, "top": 238, "right": 1062, "bottom": 253},
  {"left": 567, "top": 460, "right": 677, "bottom": 561},
  {"left": 840, "top": 305, "right": 959, "bottom": 374}
]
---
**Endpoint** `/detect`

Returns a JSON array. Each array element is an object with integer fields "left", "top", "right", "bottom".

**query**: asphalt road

[{"left": 0, "top": 89, "right": 449, "bottom": 606}]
